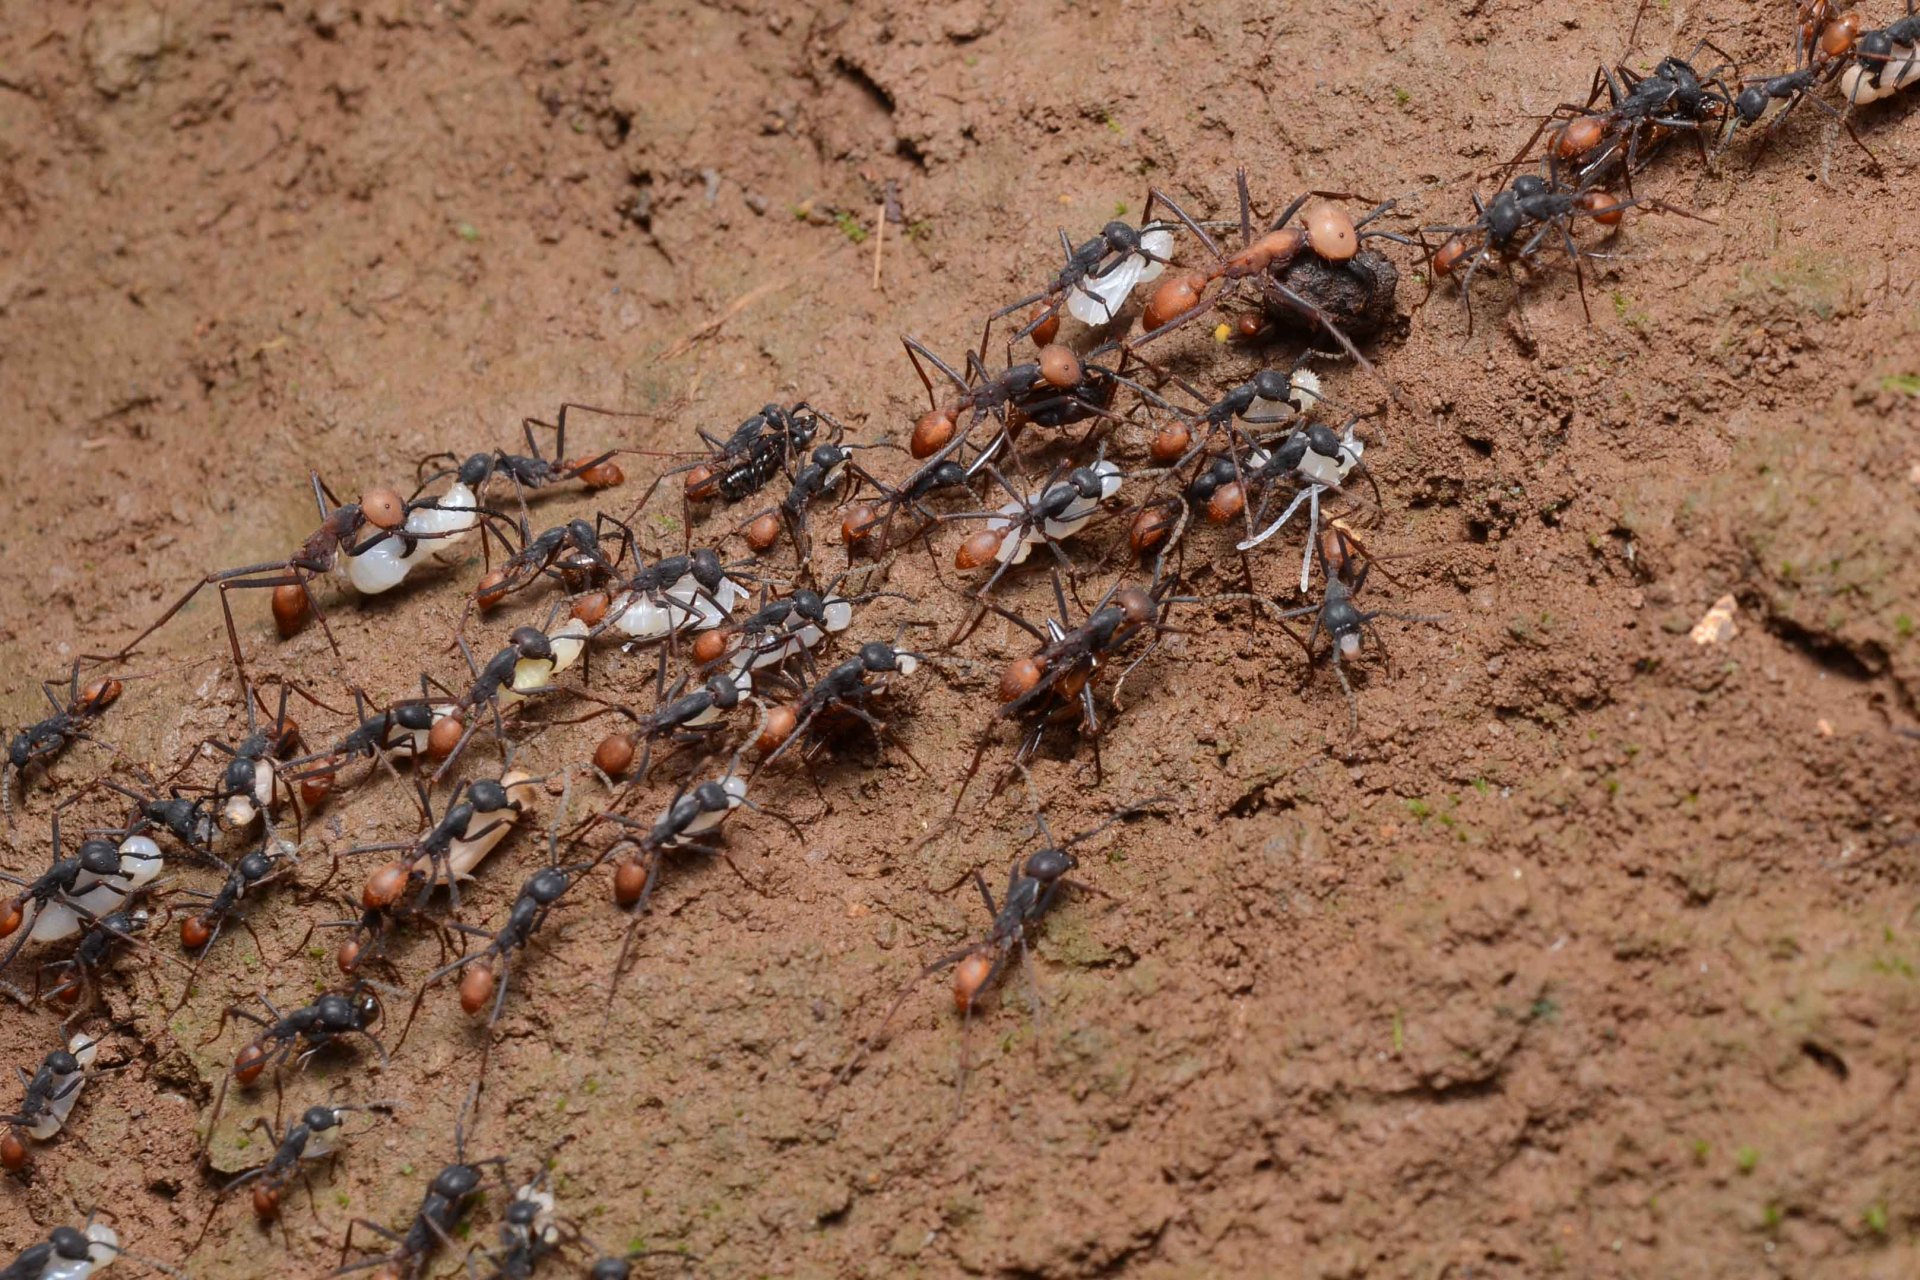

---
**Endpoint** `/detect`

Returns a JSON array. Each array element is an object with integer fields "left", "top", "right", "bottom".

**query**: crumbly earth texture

[{"left": 2, "top": 0, "right": 1918, "bottom": 1276}]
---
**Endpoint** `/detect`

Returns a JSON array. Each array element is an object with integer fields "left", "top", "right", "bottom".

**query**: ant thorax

[
  {"left": 23, "top": 1034, "right": 98, "bottom": 1140},
  {"left": 1065, "top": 227, "right": 1176, "bottom": 326},
  {"left": 340, "top": 480, "right": 480, "bottom": 594},
  {"left": 25, "top": 835, "right": 163, "bottom": 943}
]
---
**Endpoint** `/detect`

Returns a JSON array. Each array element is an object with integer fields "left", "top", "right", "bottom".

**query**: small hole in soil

[{"left": 1800, "top": 1040, "right": 1848, "bottom": 1081}]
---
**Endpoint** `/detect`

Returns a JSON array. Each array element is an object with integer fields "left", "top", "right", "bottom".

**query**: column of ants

[{"left": 3, "top": 1, "right": 1914, "bottom": 1274}]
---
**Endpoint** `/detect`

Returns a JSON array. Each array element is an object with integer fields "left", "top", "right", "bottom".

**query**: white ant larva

[
  {"left": 1064, "top": 227, "right": 1177, "bottom": 326},
  {"left": 434, "top": 770, "right": 540, "bottom": 882},
  {"left": 25, "top": 835, "right": 163, "bottom": 944},
  {"left": 340, "top": 479, "right": 481, "bottom": 595}
]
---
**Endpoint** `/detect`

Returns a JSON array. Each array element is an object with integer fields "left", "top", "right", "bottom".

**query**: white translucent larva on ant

[
  {"left": 609, "top": 591, "right": 675, "bottom": 641},
  {"left": 666, "top": 572, "right": 746, "bottom": 632},
  {"left": 1247, "top": 370, "right": 1323, "bottom": 424},
  {"left": 1065, "top": 227, "right": 1176, "bottom": 326},
  {"left": 342, "top": 480, "right": 480, "bottom": 595},
  {"left": 29, "top": 835, "right": 164, "bottom": 942},
  {"left": 222, "top": 759, "right": 277, "bottom": 828},
  {"left": 502, "top": 618, "right": 590, "bottom": 703},
  {"left": 1236, "top": 422, "right": 1367, "bottom": 594},
  {"left": 1338, "top": 632, "right": 1363, "bottom": 658},
  {"left": 1040, "top": 460, "right": 1123, "bottom": 542},
  {"left": 38, "top": 1221, "right": 119, "bottom": 1280},
  {"left": 434, "top": 769, "right": 539, "bottom": 882},
  {"left": 1841, "top": 45, "right": 1920, "bottom": 102},
  {"left": 23, "top": 1034, "right": 99, "bottom": 1140},
  {"left": 666, "top": 774, "right": 748, "bottom": 845}
]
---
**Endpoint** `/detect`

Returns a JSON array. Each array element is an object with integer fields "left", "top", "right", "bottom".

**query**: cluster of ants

[{"left": 5, "top": 0, "right": 1915, "bottom": 1275}]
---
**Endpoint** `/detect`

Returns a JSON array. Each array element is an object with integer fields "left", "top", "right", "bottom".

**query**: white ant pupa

[
  {"left": 1064, "top": 228, "right": 1176, "bottom": 326},
  {"left": 340, "top": 480, "right": 480, "bottom": 595},
  {"left": 981, "top": 460, "right": 1125, "bottom": 566},
  {"left": 25, "top": 835, "right": 164, "bottom": 943},
  {"left": 608, "top": 571, "right": 747, "bottom": 643},
  {"left": 733, "top": 595, "right": 856, "bottom": 673}
]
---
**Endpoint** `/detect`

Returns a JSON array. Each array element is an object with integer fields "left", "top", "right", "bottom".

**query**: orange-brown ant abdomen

[
  {"left": 1554, "top": 115, "right": 1609, "bottom": 160},
  {"left": 181, "top": 915, "right": 213, "bottom": 950},
  {"left": 569, "top": 456, "right": 625, "bottom": 488},
  {"left": 571, "top": 592, "right": 610, "bottom": 627},
  {"left": 475, "top": 569, "right": 511, "bottom": 611},
  {"left": 756, "top": 705, "right": 798, "bottom": 755},
  {"left": 745, "top": 512, "right": 782, "bottom": 553},
  {"left": 910, "top": 408, "right": 958, "bottom": 459},
  {"left": 595, "top": 733, "right": 636, "bottom": 778},
  {"left": 336, "top": 937, "right": 362, "bottom": 974},
  {"left": 0, "top": 898, "right": 22, "bottom": 940},
  {"left": 1575, "top": 190, "right": 1625, "bottom": 227},
  {"left": 426, "top": 715, "right": 463, "bottom": 762},
  {"left": 1027, "top": 303, "right": 1061, "bottom": 347},
  {"left": 1207, "top": 481, "right": 1246, "bottom": 524},
  {"left": 234, "top": 1041, "right": 269, "bottom": 1085},
  {"left": 79, "top": 678, "right": 123, "bottom": 710},
  {"left": 271, "top": 584, "right": 311, "bottom": 638},
  {"left": 0, "top": 1128, "right": 26, "bottom": 1171},
  {"left": 1129, "top": 505, "right": 1176, "bottom": 555},
  {"left": 459, "top": 965, "right": 496, "bottom": 1016},
  {"left": 1431, "top": 236, "right": 1472, "bottom": 277},
  {"left": 1143, "top": 272, "right": 1207, "bottom": 332},
  {"left": 999, "top": 656, "right": 1044, "bottom": 703},
  {"left": 613, "top": 856, "right": 648, "bottom": 908},
  {"left": 362, "top": 862, "right": 411, "bottom": 912},
  {"left": 1820, "top": 10, "right": 1862, "bottom": 56},
  {"left": 1149, "top": 421, "right": 1191, "bottom": 464},
  {"left": 1227, "top": 227, "right": 1305, "bottom": 277},
  {"left": 692, "top": 628, "right": 732, "bottom": 666},
  {"left": 952, "top": 953, "right": 993, "bottom": 1012},
  {"left": 955, "top": 529, "right": 1005, "bottom": 572},
  {"left": 684, "top": 464, "right": 718, "bottom": 502},
  {"left": 841, "top": 502, "right": 878, "bottom": 547},
  {"left": 300, "top": 771, "right": 334, "bottom": 809},
  {"left": 252, "top": 1184, "right": 282, "bottom": 1220}
]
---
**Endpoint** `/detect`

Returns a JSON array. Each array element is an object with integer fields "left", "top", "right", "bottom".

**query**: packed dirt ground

[{"left": 2, "top": 0, "right": 1918, "bottom": 1276}]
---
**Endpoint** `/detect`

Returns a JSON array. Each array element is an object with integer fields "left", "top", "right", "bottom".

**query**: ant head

[
  {"left": 457, "top": 453, "right": 496, "bottom": 487},
  {"left": 506, "top": 1198, "right": 542, "bottom": 1227},
  {"left": 1510, "top": 174, "right": 1548, "bottom": 200},
  {"left": 8, "top": 734, "right": 31, "bottom": 768},
  {"left": 692, "top": 780, "right": 731, "bottom": 812},
  {"left": 811, "top": 443, "right": 846, "bottom": 468},
  {"left": 304, "top": 1105, "right": 343, "bottom": 1131},
  {"left": 78, "top": 839, "right": 121, "bottom": 876},
  {"left": 1025, "top": 846, "right": 1075, "bottom": 881},
  {"left": 1734, "top": 85, "right": 1768, "bottom": 122},
  {"left": 466, "top": 778, "right": 510, "bottom": 813},
  {"left": 1101, "top": 219, "right": 1140, "bottom": 251},
  {"left": 528, "top": 867, "right": 570, "bottom": 904},
  {"left": 791, "top": 589, "right": 826, "bottom": 622},
  {"left": 431, "top": 1162, "right": 482, "bottom": 1199},
  {"left": 221, "top": 756, "right": 256, "bottom": 797},
  {"left": 1251, "top": 368, "right": 1295, "bottom": 402},
  {"left": 1486, "top": 193, "right": 1525, "bottom": 242},
  {"left": 509, "top": 626, "right": 554, "bottom": 661},
  {"left": 1304, "top": 422, "right": 1342, "bottom": 457},
  {"left": 689, "top": 547, "right": 726, "bottom": 590},
  {"left": 49, "top": 1227, "right": 91, "bottom": 1260},
  {"left": 359, "top": 488, "right": 408, "bottom": 532},
  {"left": 314, "top": 991, "right": 358, "bottom": 1028},
  {"left": 1115, "top": 585, "right": 1158, "bottom": 628},
  {"left": 567, "top": 517, "right": 598, "bottom": 546},
  {"left": 46, "top": 1049, "right": 80, "bottom": 1075},
  {"left": 1068, "top": 466, "right": 1106, "bottom": 499},
  {"left": 705, "top": 672, "right": 744, "bottom": 709},
  {"left": 857, "top": 641, "right": 902, "bottom": 673},
  {"left": 238, "top": 850, "right": 275, "bottom": 881}
]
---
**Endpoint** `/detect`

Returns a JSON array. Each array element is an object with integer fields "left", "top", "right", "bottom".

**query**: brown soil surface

[{"left": 3, "top": 0, "right": 1919, "bottom": 1276}]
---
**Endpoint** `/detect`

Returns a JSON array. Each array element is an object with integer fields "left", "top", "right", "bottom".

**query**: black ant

[
  {"left": 2, "top": 1217, "right": 186, "bottom": 1280},
  {"left": 986, "top": 215, "right": 1181, "bottom": 350},
  {"left": 191, "top": 1099, "right": 391, "bottom": 1253},
  {"left": 202, "top": 982, "right": 391, "bottom": 1147},
  {"left": 340, "top": 773, "right": 537, "bottom": 919},
  {"left": 1726, "top": 42, "right": 1880, "bottom": 169},
  {"left": 737, "top": 438, "right": 903, "bottom": 566},
  {"left": 836, "top": 437, "right": 979, "bottom": 563},
  {"left": 202, "top": 677, "right": 330, "bottom": 837},
  {"left": 899, "top": 336, "right": 1139, "bottom": 467},
  {"left": 580, "top": 659, "right": 751, "bottom": 785},
  {"left": 418, "top": 627, "right": 586, "bottom": 780},
  {"left": 1424, "top": 173, "right": 1703, "bottom": 335},
  {"left": 5, "top": 664, "right": 125, "bottom": 828},
  {"left": 953, "top": 578, "right": 1165, "bottom": 811},
  {"left": 102, "top": 472, "right": 517, "bottom": 677},
  {"left": 282, "top": 686, "right": 444, "bottom": 811},
  {"left": 1129, "top": 171, "right": 1417, "bottom": 405},
  {"left": 395, "top": 792, "right": 586, "bottom": 1048},
  {"left": 173, "top": 842, "right": 300, "bottom": 1006},
  {"left": 469, "top": 514, "right": 634, "bottom": 621},
  {"left": 1848, "top": 5, "right": 1920, "bottom": 100},
  {"left": 332, "top": 1086, "right": 503, "bottom": 1279},
  {"left": 2, "top": 1032, "right": 111, "bottom": 1173},
  {"left": 12, "top": 900, "right": 188, "bottom": 1029},
  {"left": 417, "top": 401, "right": 628, "bottom": 509},
  {"left": 694, "top": 579, "right": 885, "bottom": 681},
  {"left": 835, "top": 796, "right": 1158, "bottom": 1107},
  {"left": 940, "top": 457, "right": 1126, "bottom": 613},
  {"left": 1508, "top": 46, "right": 1738, "bottom": 187},
  {"left": 628, "top": 402, "right": 844, "bottom": 521},
  {"left": 755, "top": 640, "right": 927, "bottom": 775},
  {"left": 585, "top": 546, "right": 753, "bottom": 655},
  {"left": 0, "top": 832, "right": 153, "bottom": 973}
]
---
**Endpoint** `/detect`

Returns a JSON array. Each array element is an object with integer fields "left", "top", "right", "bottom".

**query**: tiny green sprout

[
  {"left": 456, "top": 1221, "right": 472, "bottom": 1240},
  {"left": 1113, "top": 201, "right": 1129, "bottom": 218},
  {"left": 1691, "top": 1138, "right": 1711, "bottom": 1165},
  {"left": 1391, "top": 86, "right": 1411, "bottom": 106},
  {"left": 235, "top": 1134, "right": 250, "bottom": 1149},
  {"left": 583, "top": 1076, "right": 601, "bottom": 1095},
  {"left": 626, "top": 1236, "right": 650, "bottom": 1254},
  {"left": 1880, "top": 372, "right": 1920, "bottom": 395},
  {"left": 1604, "top": 777, "right": 1621, "bottom": 796},
  {"left": 1391, "top": 1012, "right": 1404, "bottom": 1053},
  {"left": 1405, "top": 798, "right": 1433, "bottom": 820},
  {"left": 1864, "top": 1203, "right": 1889, "bottom": 1235},
  {"left": 1761, "top": 1203, "right": 1782, "bottom": 1230},
  {"left": 336, "top": 1192, "right": 351, "bottom": 1208},
  {"left": 1896, "top": 614, "right": 1914, "bottom": 638},
  {"left": 308, "top": 947, "right": 326, "bottom": 961},
  {"left": 1471, "top": 777, "right": 1491, "bottom": 795},
  {"left": 834, "top": 211, "right": 869, "bottom": 244},
  {"left": 1104, "top": 114, "right": 1122, "bottom": 134},
  {"left": 455, "top": 222, "right": 480, "bottom": 242},
  {"left": 399, "top": 1163, "right": 415, "bottom": 1177},
  {"left": 555, "top": 1094, "right": 569, "bottom": 1113},
  {"left": 1736, "top": 1145, "right": 1760, "bottom": 1175}
]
